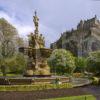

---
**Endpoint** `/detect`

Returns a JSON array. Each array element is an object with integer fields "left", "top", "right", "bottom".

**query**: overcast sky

[{"left": 0, "top": 0, "right": 100, "bottom": 47}]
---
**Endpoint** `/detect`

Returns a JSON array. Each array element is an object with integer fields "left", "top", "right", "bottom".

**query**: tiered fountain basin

[
  {"left": 19, "top": 47, "right": 52, "bottom": 56},
  {"left": 0, "top": 76, "right": 70, "bottom": 85},
  {"left": 19, "top": 47, "right": 52, "bottom": 77}
]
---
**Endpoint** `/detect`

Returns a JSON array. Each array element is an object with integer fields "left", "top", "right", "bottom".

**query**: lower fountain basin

[{"left": 0, "top": 76, "right": 69, "bottom": 85}]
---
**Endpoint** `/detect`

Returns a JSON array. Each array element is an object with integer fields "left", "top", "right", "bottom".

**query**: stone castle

[{"left": 51, "top": 15, "right": 100, "bottom": 56}]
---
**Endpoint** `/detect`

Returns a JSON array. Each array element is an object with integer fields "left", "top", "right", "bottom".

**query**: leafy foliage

[
  {"left": 75, "top": 57, "right": 87, "bottom": 73},
  {"left": 6, "top": 53, "right": 27, "bottom": 74},
  {"left": 92, "top": 77, "right": 100, "bottom": 85},
  {"left": 87, "top": 51, "right": 100, "bottom": 75},
  {"left": 48, "top": 49, "right": 76, "bottom": 75},
  {"left": 0, "top": 18, "right": 25, "bottom": 75},
  {"left": 0, "top": 18, "right": 17, "bottom": 58}
]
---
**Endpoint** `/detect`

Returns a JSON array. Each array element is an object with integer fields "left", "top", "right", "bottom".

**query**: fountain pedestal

[{"left": 24, "top": 48, "right": 52, "bottom": 76}]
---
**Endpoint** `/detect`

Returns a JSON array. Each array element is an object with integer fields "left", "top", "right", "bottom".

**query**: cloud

[
  {"left": 0, "top": 0, "right": 100, "bottom": 47},
  {"left": 0, "top": 10, "right": 57, "bottom": 47},
  {"left": 39, "top": 23, "right": 60, "bottom": 47},
  {"left": 0, "top": 10, "right": 33, "bottom": 37}
]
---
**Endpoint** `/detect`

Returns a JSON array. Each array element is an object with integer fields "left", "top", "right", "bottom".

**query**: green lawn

[
  {"left": 46, "top": 95, "right": 96, "bottom": 100},
  {"left": 0, "top": 73, "right": 21, "bottom": 76}
]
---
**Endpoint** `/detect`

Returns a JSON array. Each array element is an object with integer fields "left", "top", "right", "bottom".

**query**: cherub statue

[{"left": 39, "top": 34, "right": 45, "bottom": 48}]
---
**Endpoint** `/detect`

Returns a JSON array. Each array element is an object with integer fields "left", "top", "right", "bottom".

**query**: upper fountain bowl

[{"left": 31, "top": 48, "right": 52, "bottom": 58}]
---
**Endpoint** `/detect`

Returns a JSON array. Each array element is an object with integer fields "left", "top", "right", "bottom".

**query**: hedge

[{"left": 0, "top": 83, "right": 73, "bottom": 91}]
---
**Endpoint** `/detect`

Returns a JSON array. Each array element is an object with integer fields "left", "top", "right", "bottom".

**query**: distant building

[{"left": 51, "top": 15, "right": 100, "bottom": 56}]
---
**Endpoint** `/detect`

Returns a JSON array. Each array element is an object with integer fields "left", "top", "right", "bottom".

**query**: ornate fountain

[
  {"left": 19, "top": 11, "right": 52, "bottom": 77},
  {"left": 0, "top": 11, "right": 69, "bottom": 85}
]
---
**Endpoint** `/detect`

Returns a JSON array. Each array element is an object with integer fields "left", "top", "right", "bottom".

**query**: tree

[
  {"left": 48, "top": 49, "right": 76, "bottom": 75},
  {"left": 16, "top": 37, "right": 25, "bottom": 48},
  {"left": 75, "top": 57, "right": 87, "bottom": 73},
  {"left": 0, "top": 18, "right": 20, "bottom": 75},
  {"left": 5, "top": 53, "right": 27, "bottom": 74},
  {"left": 87, "top": 51, "right": 100, "bottom": 75},
  {"left": 0, "top": 18, "right": 18, "bottom": 57}
]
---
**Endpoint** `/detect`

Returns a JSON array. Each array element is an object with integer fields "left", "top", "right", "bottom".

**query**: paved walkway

[
  {"left": 83, "top": 85, "right": 100, "bottom": 100},
  {"left": 0, "top": 88, "right": 89, "bottom": 100},
  {"left": 0, "top": 85, "right": 100, "bottom": 100},
  {"left": 72, "top": 78, "right": 92, "bottom": 87},
  {"left": 0, "top": 78, "right": 99, "bottom": 100}
]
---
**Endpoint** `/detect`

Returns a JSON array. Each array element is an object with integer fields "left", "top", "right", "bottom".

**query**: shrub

[
  {"left": 48, "top": 49, "right": 76, "bottom": 75},
  {"left": 92, "top": 77, "right": 100, "bottom": 85},
  {"left": 6, "top": 53, "right": 27, "bottom": 74},
  {"left": 87, "top": 51, "right": 100, "bottom": 75},
  {"left": 75, "top": 57, "right": 88, "bottom": 73}
]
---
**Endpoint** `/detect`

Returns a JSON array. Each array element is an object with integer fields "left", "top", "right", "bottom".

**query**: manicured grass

[
  {"left": 0, "top": 83, "right": 73, "bottom": 91},
  {"left": 0, "top": 73, "right": 21, "bottom": 76},
  {"left": 47, "top": 95, "right": 96, "bottom": 100}
]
